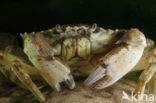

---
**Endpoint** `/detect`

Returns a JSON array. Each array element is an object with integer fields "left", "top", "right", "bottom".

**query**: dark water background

[{"left": 0, "top": 0, "right": 156, "bottom": 41}]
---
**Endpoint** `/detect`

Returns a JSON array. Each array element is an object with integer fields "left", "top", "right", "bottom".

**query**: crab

[{"left": 0, "top": 24, "right": 155, "bottom": 103}]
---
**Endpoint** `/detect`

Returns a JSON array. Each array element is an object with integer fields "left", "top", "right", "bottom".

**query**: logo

[{"left": 121, "top": 91, "right": 155, "bottom": 102}]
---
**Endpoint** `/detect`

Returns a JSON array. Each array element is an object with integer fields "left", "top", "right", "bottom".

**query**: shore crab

[{"left": 0, "top": 24, "right": 155, "bottom": 103}]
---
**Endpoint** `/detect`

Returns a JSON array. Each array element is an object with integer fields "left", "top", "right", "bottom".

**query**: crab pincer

[
  {"left": 22, "top": 33, "right": 75, "bottom": 91},
  {"left": 84, "top": 29, "right": 147, "bottom": 91}
]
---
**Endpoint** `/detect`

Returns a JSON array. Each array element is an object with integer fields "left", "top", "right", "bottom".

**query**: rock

[{"left": 46, "top": 81, "right": 155, "bottom": 103}]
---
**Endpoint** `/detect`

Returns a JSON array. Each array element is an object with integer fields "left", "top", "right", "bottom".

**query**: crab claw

[
  {"left": 48, "top": 61, "right": 75, "bottom": 91},
  {"left": 52, "top": 68, "right": 75, "bottom": 91},
  {"left": 22, "top": 33, "right": 75, "bottom": 92},
  {"left": 83, "top": 65, "right": 112, "bottom": 91},
  {"left": 65, "top": 74, "right": 75, "bottom": 89},
  {"left": 83, "top": 66, "right": 106, "bottom": 88},
  {"left": 84, "top": 29, "right": 147, "bottom": 91}
]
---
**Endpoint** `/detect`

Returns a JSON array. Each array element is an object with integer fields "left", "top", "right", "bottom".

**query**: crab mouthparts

[{"left": 83, "top": 66, "right": 106, "bottom": 88}]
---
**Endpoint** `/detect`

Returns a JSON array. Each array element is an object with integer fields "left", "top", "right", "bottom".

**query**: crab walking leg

[
  {"left": 134, "top": 64, "right": 156, "bottom": 98},
  {"left": 0, "top": 50, "right": 46, "bottom": 102},
  {"left": 12, "top": 61, "right": 46, "bottom": 103},
  {"left": 133, "top": 47, "right": 156, "bottom": 98},
  {"left": 84, "top": 29, "right": 147, "bottom": 90},
  {"left": 0, "top": 51, "right": 40, "bottom": 88},
  {"left": 0, "top": 63, "right": 27, "bottom": 89},
  {"left": 22, "top": 33, "right": 75, "bottom": 91},
  {"left": 148, "top": 73, "right": 156, "bottom": 97}
]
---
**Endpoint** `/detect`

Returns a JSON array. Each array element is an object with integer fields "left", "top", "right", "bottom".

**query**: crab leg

[
  {"left": 134, "top": 63, "right": 156, "bottom": 98},
  {"left": 134, "top": 48, "right": 156, "bottom": 98},
  {"left": 0, "top": 62, "right": 27, "bottom": 89},
  {"left": 84, "top": 29, "right": 147, "bottom": 90},
  {"left": 12, "top": 61, "right": 46, "bottom": 103},
  {"left": 0, "top": 51, "right": 45, "bottom": 103},
  {"left": 22, "top": 33, "right": 75, "bottom": 91},
  {"left": 148, "top": 72, "right": 156, "bottom": 97}
]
